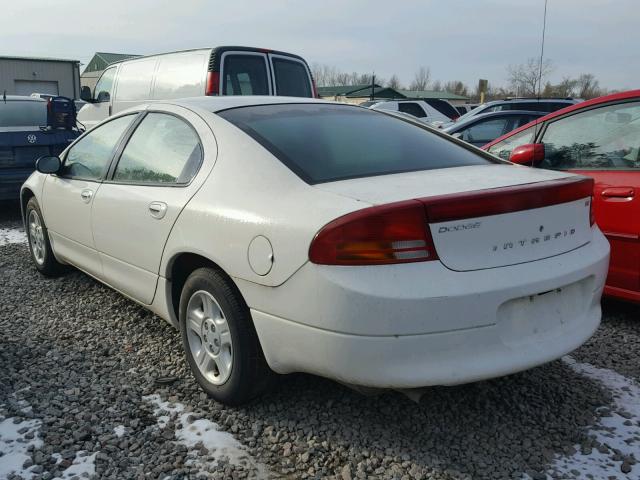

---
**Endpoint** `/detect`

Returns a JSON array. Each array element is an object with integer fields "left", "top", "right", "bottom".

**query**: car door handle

[
  {"left": 148, "top": 201, "right": 167, "bottom": 219},
  {"left": 601, "top": 187, "right": 634, "bottom": 198},
  {"left": 80, "top": 189, "right": 93, "bottom": 203}
]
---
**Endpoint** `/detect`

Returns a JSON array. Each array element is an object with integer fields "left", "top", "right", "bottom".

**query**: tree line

[{"left": 311, "top": 58, "right": 613, "bottom": 101}]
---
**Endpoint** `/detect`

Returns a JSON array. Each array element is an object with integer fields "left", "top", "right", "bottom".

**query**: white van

[{"left": 78, "top": 46, "right": 316, "bottom": 129}]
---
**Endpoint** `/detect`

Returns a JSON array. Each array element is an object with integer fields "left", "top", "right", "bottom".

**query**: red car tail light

[
  {"left": 206, "top": 71, "right": 220, "bottom": 96},
  {"left": 309, "top": 201, "right": 437, "bottom": 265}
]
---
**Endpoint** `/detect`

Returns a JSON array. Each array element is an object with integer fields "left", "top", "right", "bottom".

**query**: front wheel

[
  {"left": 25, "top": 197, "right": 66, "bottom": 277},
  {"left": 179, "top": 267, "right": 274, "bottom": 405}
]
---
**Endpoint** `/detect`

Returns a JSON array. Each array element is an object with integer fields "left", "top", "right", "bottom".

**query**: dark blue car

[{"left": 0, "top": 96, "right": 80, "bottom": 201}]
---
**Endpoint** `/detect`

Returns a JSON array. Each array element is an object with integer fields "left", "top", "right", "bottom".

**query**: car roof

[
  {"left": 444, "top": 110, "right": 544, "bottom": 132},
  {"left": 0, "top": 95, "right": 46, "bottom": 103},
  {"left": 482, "top": 89, "right": 640, "bottom": 150},
  {"left": 164, "top": 95, "right": 335, "bottom": 112}
]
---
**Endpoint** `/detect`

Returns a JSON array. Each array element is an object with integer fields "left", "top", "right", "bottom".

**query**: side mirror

[
  {"left": 80, "top": 86, "right": 93, "bottom": 102},
  {"left": 509, "top": 143, "right": 545, "bottom": 166},
  {"left": 36, "top": 156, "right": 62, "bottom": 174},
  {"left": 96, "top": 91, "right": 110, "bottom": 103}
]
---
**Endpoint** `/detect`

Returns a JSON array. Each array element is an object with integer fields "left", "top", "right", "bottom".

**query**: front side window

[
  {"left": 222, "top": 55, "right": 269, "bottom": 95},
  {"left": 94, "top": 67, "right": 117, "bottom": 102},
  {"left": 398, "top": 102, "right": 427, "bottom": 118},
  {"left": 459, "top": 117, "right": 509, "bottom": 144},
  {"left": 272, "top": 58, "right": 312, "bottom": 97},
  {"left": 218, "top": 104, "right": 495, "bottom": 184},
  {"left": 113, "top": 113, "right": 202, "bottom": 184},
  {"left": 63, "top": 115, "right": 135, "bottom": 180},
  {"left": 487, "top": 126, "right": 536, "bottom": 160},
  {"left": 540, "top": 101, "right": 640, "bottom": 170}
]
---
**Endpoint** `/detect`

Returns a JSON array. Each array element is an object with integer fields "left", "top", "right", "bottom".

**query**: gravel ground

[{"left": 1, "top": 202, "right": 639, "bottom": 480}]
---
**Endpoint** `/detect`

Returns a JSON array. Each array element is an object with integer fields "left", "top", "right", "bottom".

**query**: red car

[{"left": 483, "top": 90, "right": 640, "bottom": 303}]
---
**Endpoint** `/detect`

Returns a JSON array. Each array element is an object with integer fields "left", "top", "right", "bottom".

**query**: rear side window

[
  {"left": 272, "top": 58, "right": 312, "bottom": 97},
  {"left": 424, "top": 99, "right": 459, "bottom": 119},
  {"left": 113, "top": 113, "right": 202, "bottom": 184},
  {"left": 153, "top": 53, "right": 207, "bottom": 99},
  {"left": 398, "top": 102, "right": 427, "bottom": 118},
  {"left": 0, "top": 101, "right": 46, "bottom": 127},
  {"left": 222, "top": 55, "right": 269, "bottom": 95},
  {"left": 115, "top": 60, "right": 156, "bottom": 101},
  {"left": 218, "top": 104, "right": 494, "bottom": 184}
]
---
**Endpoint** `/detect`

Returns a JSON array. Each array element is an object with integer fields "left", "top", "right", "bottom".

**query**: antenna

[{"left": 537, "top": 0, "right": 549, "bottom": 98}]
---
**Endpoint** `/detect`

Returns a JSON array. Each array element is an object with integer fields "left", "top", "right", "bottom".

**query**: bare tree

[
  {"left": 443, "top": 80, "right": 469, "bottom": 97},
  {"left": 386, "top": 74, "right": 403, "bottom": 90},
  {"left": 431, "top": 80, "right": 442, "bottom": 91},
  {"left": 575, "top": 73, "right": 602, "bottom": 99},
  {"left": 507, "top": 58, "right": 554, "bottom": 96},
  {"left": 409, "top": 66, "right": 431, "bottom": 91}
]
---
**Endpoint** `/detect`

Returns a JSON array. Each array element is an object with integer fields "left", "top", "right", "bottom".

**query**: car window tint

[
  {"left": 487, "top": 126, "right": 536, "bottom": 160},
  {"left": 460, "top": 118, "right": 509, "bottom": 143},
  {"left": 153, "top": 53, "right": 207, "bottom": 99},
  {"left": 219, "top": 104, "right": 495, "bottom": 184},
  {"left": 540, "top": 101, "right": 640, "bottom": 170},
  {"left": 63, "top": 115, "right": 135, "bottom": 180},
  {"left": 222, "top": 55, "right": 269, "bottom": 95},
  {"left": 113, "top": 113, "right": 202, "bottom": 184},
  {"left": 0, "top": 100, "right": 46, "bottom": 127},
  {"left": 273, "top": 58, "right": 312, "bottom": 97},
  {"left": 398, "top": 102, "right": 426, "bottom": 118},
  {"left": 424, "top": 99, "right": 459, "bottom": 119},
  {"left": 94, "top": 67, "right": 116, "bottom": 102},
  {"left": 115, "top": 60, "right": 156, "bottom": 101}
]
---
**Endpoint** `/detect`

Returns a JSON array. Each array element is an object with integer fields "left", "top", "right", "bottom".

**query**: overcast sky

[{"left": 2, "top": 0, "right": 638, "bottom": 90}]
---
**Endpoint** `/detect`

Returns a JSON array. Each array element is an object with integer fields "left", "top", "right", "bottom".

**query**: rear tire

[
  {"left": 25, "top": 197, "right": 66, "bottom": 277},
  {"left": 179, "top": 267, "right": 274, "bottom": 405}
]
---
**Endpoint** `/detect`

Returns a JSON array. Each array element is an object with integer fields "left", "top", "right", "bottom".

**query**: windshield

[{"left": 218, "top": 103, "right": 496, "bottom": 184}]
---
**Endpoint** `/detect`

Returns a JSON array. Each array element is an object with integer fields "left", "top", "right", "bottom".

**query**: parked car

[
  {"left": 442, "top": 98, "right": 580, "bottom": 129},
  {"left": 78, "top": 46, "right": 316, "bottom": 130},
  {"left": 455, "top": 104, "right": 479, "bottom": 116},
  {"left": 364, "top": 98, "right": 459, "bottom": 125},
  {"left": 31, "top": 92, "right": 87, "bottom": 112},
  {"left": 442, "top": 110, "right": 545, "bottom": 147},
  {"left": 483, "top": 89, "right": 640, "bottom": 303},
  {"left": 22, "top": 97, "right": 608, "bottom": 405},
  {"left": 0, "top": 96, "right": 79, "bottom": 201}
]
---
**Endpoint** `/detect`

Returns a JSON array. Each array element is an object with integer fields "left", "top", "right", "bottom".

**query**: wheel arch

[{"left": 20, "top": 187, "right": 36, "bottom": 224}]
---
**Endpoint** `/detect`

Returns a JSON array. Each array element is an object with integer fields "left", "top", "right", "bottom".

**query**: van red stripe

[{"left": 421, "top": 177, "right": 594, "bottom": 223}]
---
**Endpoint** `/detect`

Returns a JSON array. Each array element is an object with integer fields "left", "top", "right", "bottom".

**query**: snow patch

[
  {"left": 144, "top": 394, "right": 269, "bottom": 478},
  {"left": 113, "top": 425, "right": 126, "bottom": 438},
  {"left": 0, "top": 227, "right": 27, "bottom": 246},
  {"left": 0, "top": 412, "right": 43, "bottom": 479},
  {"left": 526, "top": 356, "right": 640, "bottom": 479},
  {"left": 52, "top": 451, "right": 97, "bottom": 479}
]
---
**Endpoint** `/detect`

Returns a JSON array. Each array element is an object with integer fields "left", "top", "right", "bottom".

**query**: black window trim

[
  {"left": 219, "top": 51, "right": 272, "bottom": 96},
  {"left": 103, "top": 110, "right": 205, "bottom": 188},
  {"left": 268, "top": 53, "right": 314, "bottom": 98},
  {"left": 57, "top": 112, "right": 141, "bottom": 183},
  {"left": 534, "top": 97, "right": 640, "bottom": 172},
  {"left": 215, "top": 102, "right": 505, "bottom": 185}
]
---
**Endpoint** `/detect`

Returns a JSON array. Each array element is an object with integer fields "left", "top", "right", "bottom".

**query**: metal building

[{"left": 0, "top": 56, "right": 81, "bottom": 99}]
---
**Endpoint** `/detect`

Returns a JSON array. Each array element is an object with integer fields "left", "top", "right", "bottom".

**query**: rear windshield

[
  {"left": 222, "top": 55, "right": 269, "bottom": 95},
  {"left": 0, "top": 100, "right": 47, "bottom": 127},
  {"left": 272, "top": 58, "right": 312, "bottom": 97},
  {"left": 218, "top": 103, "right": 495, "bottom": 184},
  {"left": 424, "top": 99, "right": 459, "bottom": 119}
]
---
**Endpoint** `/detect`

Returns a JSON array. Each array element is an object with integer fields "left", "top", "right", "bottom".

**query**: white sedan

[{"left": 21, "top": 97, "right": 609, "bottom": 405}]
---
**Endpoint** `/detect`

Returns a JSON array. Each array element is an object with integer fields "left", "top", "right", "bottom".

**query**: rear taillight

[
  {"left": 206, "top": 71, "right": 220, "bottom": 96},
  {"left": 309, "top": 177, "right": 595, "bottom": 266},
  {"left": 309, "top": 201, "right": 437, "bottom": 265}
]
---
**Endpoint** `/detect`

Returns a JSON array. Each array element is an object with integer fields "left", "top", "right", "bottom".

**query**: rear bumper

[{"left": 242, "top": 229, "right": 609, "bottom": 388}]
